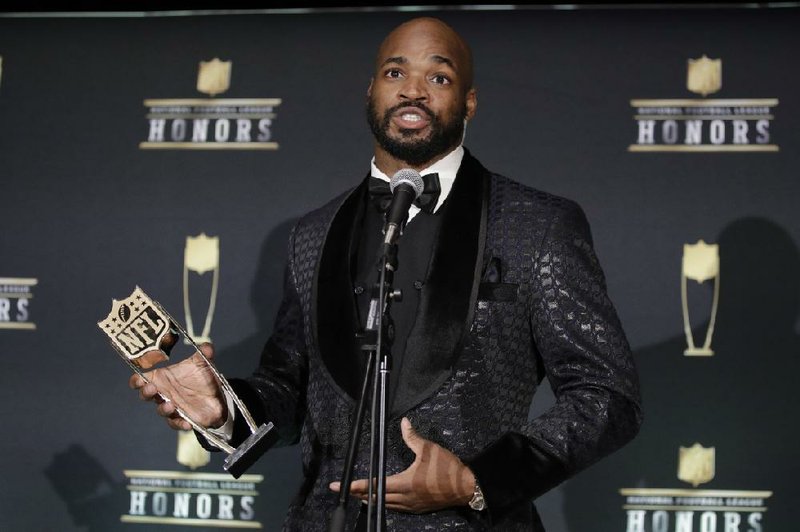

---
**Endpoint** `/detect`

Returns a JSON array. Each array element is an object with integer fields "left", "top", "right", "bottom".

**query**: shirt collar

[{"left": 370, "top": 145, "right": 464, "bottom": 218}]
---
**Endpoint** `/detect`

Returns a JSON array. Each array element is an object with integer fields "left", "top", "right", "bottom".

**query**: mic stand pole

[
  {"left": 328, "top": 243, "right": 399, "bottom": 532},
  {"left": 367, "top": 243, "right": 398, "bottom": 532}
]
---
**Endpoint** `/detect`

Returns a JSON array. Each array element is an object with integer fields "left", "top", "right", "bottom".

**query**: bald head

[
  {"left": 367, "top": 16, "right": 477, "bottom": 171},
  {"left": 375, "top": 17, "right": 474, "bottom": 90}
]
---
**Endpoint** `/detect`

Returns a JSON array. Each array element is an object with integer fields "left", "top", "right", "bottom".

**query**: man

[{"left": 132, "top": 17, "right": 642, "bottom": 531}]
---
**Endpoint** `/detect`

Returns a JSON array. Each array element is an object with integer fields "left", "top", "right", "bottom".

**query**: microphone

[{"left": 383, "top": 168, "right": 425, "bottom": 246}]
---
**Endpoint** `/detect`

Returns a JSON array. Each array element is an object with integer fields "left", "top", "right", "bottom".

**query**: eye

[
  {"left": 430, "top": 73, "right": 451, "bottom": 85},
  {"left": 385, "top": 68, "right": 404, "bottom": 79}
]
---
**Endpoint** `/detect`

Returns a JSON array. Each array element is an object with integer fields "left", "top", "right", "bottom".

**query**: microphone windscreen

[{"left": 389, "top": 168, "right": 424, "bottom": 198}]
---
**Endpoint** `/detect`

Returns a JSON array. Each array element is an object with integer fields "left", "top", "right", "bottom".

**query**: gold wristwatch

[{"left": 468, "top": 479, "right": 486, "bottom": 511}]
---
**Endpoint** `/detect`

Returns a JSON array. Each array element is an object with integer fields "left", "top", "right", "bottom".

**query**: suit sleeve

[
  {"left": 225, "top": 224, "right": 310, "bottom": 448},
  {"left": 465, "top": 199, "right": 643, "bottom": 520}
]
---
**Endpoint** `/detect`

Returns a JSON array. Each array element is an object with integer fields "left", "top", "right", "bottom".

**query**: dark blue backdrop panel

[{"left": 0, "top": 7, "right": 797, "bottom": 531}]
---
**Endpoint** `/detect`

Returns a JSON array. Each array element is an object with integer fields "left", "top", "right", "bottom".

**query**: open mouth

[{"left": 392, "top": 106, "right": 432, "bottom": 130}]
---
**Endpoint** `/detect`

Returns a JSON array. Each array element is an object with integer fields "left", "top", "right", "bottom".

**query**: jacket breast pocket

[
  {"left": 471, "top": 283, "right": 520, "bottom": 339},
  {"left": 477, "top": 282, "right": 519, "bottom": 302},
  {"left": 471, "top": 283, "right": 532, "bottom": 375}
]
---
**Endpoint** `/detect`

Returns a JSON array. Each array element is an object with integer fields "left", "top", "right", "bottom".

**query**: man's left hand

[{"left": 329, "top": 417, "right": 476, "bottom": 513}]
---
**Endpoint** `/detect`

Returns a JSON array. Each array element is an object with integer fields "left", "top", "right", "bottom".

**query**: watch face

[
  {"left": 470, "top": 494, "right": 486, "bottom": 511},
  {"left": 470, "top": 481, "right": 486, "bottom": 510}
]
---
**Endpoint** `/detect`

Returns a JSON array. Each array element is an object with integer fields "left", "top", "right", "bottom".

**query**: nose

[{"left": 399, "top": 74, "right": 427, "bottom": 101}]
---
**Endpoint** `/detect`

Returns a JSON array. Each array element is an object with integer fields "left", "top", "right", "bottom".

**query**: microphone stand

[{"left": 329, "top": 242, "right": 400, "bottom": 532}]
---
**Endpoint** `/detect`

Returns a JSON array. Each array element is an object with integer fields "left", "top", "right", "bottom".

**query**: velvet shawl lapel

[
  {"left": 313, "top": 151, "right": 489, "bottom": 414},
  {"left": 314, "top": 179, "right": 367, "bottom": 403},
  {"left": 390, "top": 151, "right": 489, "bottom": 417}
]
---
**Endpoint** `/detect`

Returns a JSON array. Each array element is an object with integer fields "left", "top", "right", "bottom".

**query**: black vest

[{"left": 352, "top": 195, "right": 445, "bottom": 408}]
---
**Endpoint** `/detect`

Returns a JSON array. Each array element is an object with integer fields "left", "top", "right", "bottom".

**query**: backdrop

[{"left": 1, "top": 5, "right": 797, "bottom": 531}]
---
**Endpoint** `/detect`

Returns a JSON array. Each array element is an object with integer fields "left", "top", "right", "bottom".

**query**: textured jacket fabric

[{"left": 226, "top": 151, "right": 642, "bottom": 531}]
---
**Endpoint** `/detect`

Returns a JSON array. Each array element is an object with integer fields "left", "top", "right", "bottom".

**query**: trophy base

[
  {"left": 223, "top": 422, "right": 278, "bottom": 478},
  {"left": 684, "top": 348, "right": 714, "bottom": 357}
]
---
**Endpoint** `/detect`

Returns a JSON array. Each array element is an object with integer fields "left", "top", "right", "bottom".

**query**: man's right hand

[{"left": 129, "top": 343, "right": 227, "bottom": 431}]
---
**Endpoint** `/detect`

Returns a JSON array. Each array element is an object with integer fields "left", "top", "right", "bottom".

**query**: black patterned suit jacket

[{"left": 226, "top": 150, "right": 642, "bottom": 530}]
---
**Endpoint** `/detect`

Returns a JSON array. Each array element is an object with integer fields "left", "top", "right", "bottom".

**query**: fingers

[
  {"left": 383, "top": 492, "right": 418, "bottom": 512},
  {"left": 328, "top": 418, "right": 422, "bottom": 497},
  {"left": 334, "top": 490, "right": 415, "bottom": 513},
  {"left": 128, "top": 353, "right": 200, "bottom": 433},
  {"left": 155, "top": 396, "right": 176, "bottom": 416},
  {"left": 329, "top": 478, "right": 370, "bottom": 495},
  {"left": 137, "top": 349, "right": 168, "bottom": 369},
  {"left": 129, "top": 372, "right": 144, "bottom": 389},
  {"left": 198, "top": 342, "right": 215, "bottom": 361},
  {"left": 130, "top": 376, "right": 183, "bottom": 423},
  {"left": 341, "top": 478, "right": 371, "bottom": 495},
  {"left": 400, "top": 417, "right": 423, "bottom": 455},
  {"left": 136, "top": 382, "right": 161, "bottom": 402},
  {"left": 153, "top": 394, "right": 192, "bottom": 430},
  {"left": 189, "top": 342, "right": 216, "bottom": 370},
  {"left": 330, "top": 472, "right": 411, "bottom": 496},
  {"left": 166, "top": 417, "right": 192, "bottom": 431}
]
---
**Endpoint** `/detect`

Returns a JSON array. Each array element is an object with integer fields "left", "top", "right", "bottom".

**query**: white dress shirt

[{"left": 369, "top": 145, "right": 464, "bottom": 222}]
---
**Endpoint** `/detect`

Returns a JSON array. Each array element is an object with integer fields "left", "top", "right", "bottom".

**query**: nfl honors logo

[
  {"left": 121, "top": 469, "right": 265, "bottom": 528},
  {"left": 0, "top": 277, "right": 38, "bottom": 330},
  {"left": 620, "top": 442, "right": 772, "bottom": 531},
  {"left": 141, "top": 58, "right": 281, "bottom": 150},
  {"left": 629, "top": 55, "right": 778, "bottom": 152}
]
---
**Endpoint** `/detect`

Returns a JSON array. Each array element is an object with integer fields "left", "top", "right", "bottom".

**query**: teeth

[{"left": 401, "top": 113, "right": 422, "bottom": 121}]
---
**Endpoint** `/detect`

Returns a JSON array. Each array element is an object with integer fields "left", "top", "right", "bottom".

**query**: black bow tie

[{"left": 368, "top": 173, "right": 441, "bottom": 214}]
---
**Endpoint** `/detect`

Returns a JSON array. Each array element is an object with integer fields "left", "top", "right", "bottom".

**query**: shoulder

[
  {"left": 468, "top": 157, "right": 594, "bottom": 252},
  {"left": 463, "top": 149, "right": 592, "bottom": 242},
  {"left": 464, "top": 150, "right": 581, "bottom": 216},
  {"left": 486, "top": 171, "right": 589, "bottom": 228}
]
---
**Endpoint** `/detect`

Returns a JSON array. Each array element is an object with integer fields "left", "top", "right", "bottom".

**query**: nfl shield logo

[
  {"left": 683, "top": 240, "right": 719, "bottom": 283},
  {"left": 197, "top": 58, "right": 231, "bottom": 96},
  {"left": 185, "top": 233, "right": 219, "bottom": 274},
  {"left": 177, "top": 430, "right": 211, "bottom": 469},
  {"left": 687, "top": 55, "right": 722, "bottom": 97},
  {"left": 678, "top": 443, "right": 716, "bottom": 487},
  {"left": 97, "top": 286, "right": 171, "bottom": 365}
]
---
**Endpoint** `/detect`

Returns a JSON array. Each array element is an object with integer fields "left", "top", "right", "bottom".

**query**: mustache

[{"left": 385, "top": 101, "right": 434, "bottom": 120}]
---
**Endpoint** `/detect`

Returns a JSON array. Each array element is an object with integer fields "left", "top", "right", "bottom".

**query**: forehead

[{"left": 376, "top": 20, "right": 466, "bottom": 71}]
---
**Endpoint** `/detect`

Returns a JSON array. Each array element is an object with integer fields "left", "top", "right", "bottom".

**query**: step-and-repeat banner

[{"left": 1, "top": 6, "right": 797, "bottom": 531}]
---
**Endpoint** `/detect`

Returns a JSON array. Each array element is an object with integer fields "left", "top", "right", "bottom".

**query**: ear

[
  {"left": 465, "top": 88, "right": 477, "bottom": 121},
  {"left": 367, "top": 77, "right": 374, "bottom": 97}
]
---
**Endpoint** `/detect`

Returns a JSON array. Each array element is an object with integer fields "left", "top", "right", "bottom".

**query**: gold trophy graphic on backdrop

[
  {"left": 681, "top": 240, "right": 720, "bottom": 356},
  {"left": 178, "top": 233, "right": 219, "bottom": 467},
  {"left": 183, "top": 233, "right": 219, "bottom": 345},
  {"left": 98, "top": 286, "right": 276, "bottom": 478}
]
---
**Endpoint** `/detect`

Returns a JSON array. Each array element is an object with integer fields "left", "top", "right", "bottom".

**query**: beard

[{"left": 366, "top": 97, "right": 466, "bottom": 167}]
